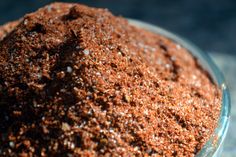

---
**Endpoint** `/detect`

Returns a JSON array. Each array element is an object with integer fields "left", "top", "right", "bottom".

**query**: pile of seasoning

[{"left": 0, "top": 3, "right": 221, "bottom": 156}]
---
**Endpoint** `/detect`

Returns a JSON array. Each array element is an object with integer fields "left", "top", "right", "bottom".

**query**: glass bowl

[{"left": 128, "top": 19, "right": 231, "bottom": 157}]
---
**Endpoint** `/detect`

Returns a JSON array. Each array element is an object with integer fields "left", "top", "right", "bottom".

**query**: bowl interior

[{"left": 128, "top": 19, "right": 231, "bottom": 157}]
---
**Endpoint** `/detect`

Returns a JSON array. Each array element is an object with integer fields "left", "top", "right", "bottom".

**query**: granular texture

[
  {"left": 0, "top": 21, "right": 19, "bottom": 40},
  {"left": 0, "top": 3, "right": 221, "bottom": 157}
]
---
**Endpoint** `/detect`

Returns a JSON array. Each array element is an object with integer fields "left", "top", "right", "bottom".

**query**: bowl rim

[{"left": 128, "top": 18, "right": 231, "bottom": 156}]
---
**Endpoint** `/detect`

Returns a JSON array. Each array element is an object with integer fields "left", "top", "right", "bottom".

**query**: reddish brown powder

[
  {"left": 0, "top": 21, "right": 19, "bottom": 40},
  {"left": 0, "top": 3, "right": 221, "bottom": 157}
]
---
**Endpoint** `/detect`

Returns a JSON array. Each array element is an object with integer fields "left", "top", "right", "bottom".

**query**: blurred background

[{"left": 0, "top": 0, "right": 235, "bottom": 156}]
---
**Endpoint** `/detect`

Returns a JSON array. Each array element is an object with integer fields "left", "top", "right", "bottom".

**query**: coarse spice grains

[{"left": 0, "top": 3, "right": 221, "bottom": 157}]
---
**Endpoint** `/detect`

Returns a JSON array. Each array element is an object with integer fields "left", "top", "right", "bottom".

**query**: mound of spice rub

[
  {"left": 0, "top": 21, "right": 18, "bottom": 40},
  {"left": 0, "top": 3, "right": 221, "bottom": 156}
]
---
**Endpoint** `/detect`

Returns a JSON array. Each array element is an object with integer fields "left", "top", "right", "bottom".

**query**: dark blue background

[{"left": 0, "top": 0, "right": 236, "bottom": 54}]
